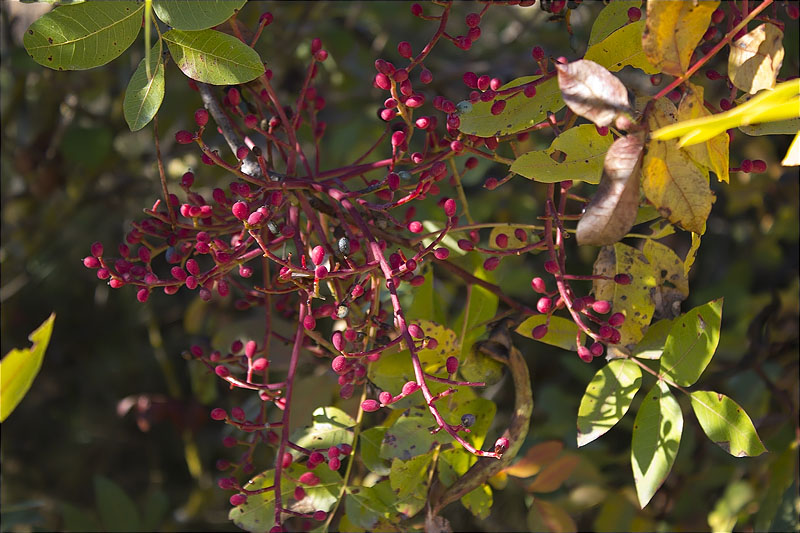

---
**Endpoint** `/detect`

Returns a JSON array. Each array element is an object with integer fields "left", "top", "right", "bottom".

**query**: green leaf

[
  {"left": 511, "top": 124, "right": 614, "bottom": 184},
  {"left": 461, "top": 483, "right": 492, "bottom": 520},
  {"left": 585, "top": 21, "right": 658, "bottom": 73},
  {"left": 527, "top": 498, "right": 578, "bottom": 533},
  {"left": 588, "top": 0, "right": 642, "bottom": 46},
  {"left": 61, "top": 502, "right": 102, "bottom": 533},
  {"left": 577, "top": 359, "right": 642, "bottom": 447},
  {"left": 660, "top": 298, "right": 723, "bottom": 386},
  {"left": 123, "top": 41, "right": 165, "bottom": 131},
  {"left": 230, "top": 464, "right": 342, "bottom": 532},
  {"left": 23, "top": 2, "right": 143, "bottom": 70},
  {"left": 458, "top": 75, "right": 565, "bottom": 137},
  {"left": 152, "top": 0, "right": 246, "bottom": 30},
  {"left": 289, "top": 406, "right": 355, "bottom": 458},
  {"left": 689, "top": 391, "right": 766, "bottom": 457},
  {"left": 0, "top": 313, "right": 55, "bottom": 422},
  {"left": 739, "top": 117, "right": 800, "bottom": 135},
  {"left": 390, "top": 452, "right": 433, "bottom": 500},
  {"left": 140, "top": 489, "right": 169, "bottom": 532},
  {"left": 631, "top": 318, "right": 674, "bottom": 360},
  {"left": 707, "top": 480, "right": 755, "bottom": 533},
  {"left": 94, "top": 476, "right": 141, "bottom": 532},
  {"left": 162, "top": 28, "right": 264, "bottom": 85},
  {"left": 631, "top": 381, "right": 683, "bottom": 508},
  {"left": 487, "top": 224, "right": 530, "bottom": 250},
  {"left": 516, "top": 315, "right": 584, "bottom": 351},
  {"left": 359, "top": 427, "right": 391, "bottom": 476},
  {"left": 344, "top": 483, "right": 394, "bottom": 530},
  {"left": 380, "top": 405, "right": 445, "bottom": 460}
]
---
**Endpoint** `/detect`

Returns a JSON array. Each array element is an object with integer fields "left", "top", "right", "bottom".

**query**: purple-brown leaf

[
  {"left": 556, "top": 59, "right": 632, "bottom": 128},
  {"left": 576, "top": 133, "right": 645, "bottom": 246}
]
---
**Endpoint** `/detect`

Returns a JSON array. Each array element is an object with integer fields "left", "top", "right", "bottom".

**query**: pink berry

[
  {"left": 391, "top": 131, "right": 406, "bottom": 147},
  {"left": 592, "top": 300, "right": 611, "bottom": 314},
  {"left": 490, "top": 99, "right": 507, "bottom": 115},
  {"left": 313, "top": 511, "right": 327, "bottom": 521},
  {"left": 711, "top": 8, "right": 725, "bottom": 23},
  {"left": 252, "top": 358, "right": 268, "bottom": 371},
  {"left": 379, "top": 391, "right": 393, "bottom": 405},
  {"left": 402, "top": 381, "right": 419, "bottom": 395},
  {"left": 751, "top": 160, "right": 767, "bottom": 173},
  {"left": 614, "top": 274, "right": 632, "bottom": 285},
  {"left": 608, "top": 312, "right": 626, "bottom": 327},
  {"left": 299, "top": 472, "right": 319, "bottom": 486},
  {"left": 408, "top": 221, "right": 423, "bottom": 233},
  {"left": 303, "top": 315, "right": 316, "bottom": 331},
  {"left": 495, "top": 233, "right": 508, "bottom": 248},
  {"left": 227, "top": 88, "right": 241, "bottom": 106},
  {"left": 136, "top": 288, "right": 149, "bottom": 302},
  {"left": 457, "top": 239, "right": 474, "bottom": 251},
  {"left": 236, "top": 146, "right": 250, "bottom": 160},
  {"left": 231, "top": 201, "right": 248, "bottom": 221},
  {"left": 210, "top": 408, "right": 227, "bottom": 420},
  {"left": 465, "top": 12, "right": 481, "bottom": 27},
  {"left": 532, "top": 46, "right": 545, "bottom": 61},
  {"left": 484, "top": 256, "right": 501, "bottom": 271},
  {"left": 408, "top": 323, "right": 424, "bottom": 339},
  {"left": 494, "top": 437, "right": 509, "bottom": 454},
  {"left": 537, "top": 297, "right": 552, "bottom": 314},
  {"left": 230, "top": 494, "right": 247, "bottom": 506},
  {"left": 531, "top": 277, "right": 547, "bottom": 293},
  {"left": 446, "top": 356, "right": 459, "bottom": 374},
  {"left": 434, "top": 247, "right": 450, "bottom": 260},
  {"left": 362, "top": 399, "right": 381, "bottom": 412},
  {"left": 215, "top": 365, "right": 230, "bottom": 378},
  {"left": 740, "top": 159, "right": 753, "bottom": 173},
  {"left": 590, "top": 342, "right": 605, "bottom": 357},
  {"left": 311, "top": 245, "right": 325, "bottom": 266},
  {"left": 175, "top": 130, "right": 193, "bottom": 144},
  {"left": 578, "top": 346, "right": 593, "bottom": 362},
  {"left": 398, "top": 41, "right": 413, "bottom": 58},
  {"left": 627, "top": 7, "right": 641, "bottom": 21},
  {"left": 532, "top": 324, "right": 548, "bottom": 339},
  {"left": 443, "top": 198, "right": 457, "bottom": 217},
  {"left": 544, "top": 260, "right": 559, "bottom": 274},
  {"left": 294, "top": 486, "right": 306, "bottom": 501},
  {"left": 419, "top": 68, "right": 433, "bottom": 84}
]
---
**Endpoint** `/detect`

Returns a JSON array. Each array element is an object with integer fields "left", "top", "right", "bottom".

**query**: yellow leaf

[
  {"left": 643, "top": 240, "right": 689, "bottom": 319},
  {"left": 728, "top": 23, "right": 785, "bottom": 94},
  {"left": 684, "top": 230, "right": 703, "bottom": 276},
  {"left": 644, "top": 99, "right": 713, "bottom": 234},
  {"left": 642, "top": 0, "right": 719, "bottom": 76},
  {"left": 585, "top": 21, "right": 658, "bottom": 74},
  {"left": 678, "top": 82, "right": 730, "bottom": 183},
  {"left": 782, "top": 131, "right": 800, "bottom": 166},
  {"left": 589, "top": 0, "right": 642, "bottom": 46}
]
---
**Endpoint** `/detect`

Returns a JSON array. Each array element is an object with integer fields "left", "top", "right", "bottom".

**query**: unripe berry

[
  {"left": 230, "top": 494, "right": 247, "bottom": 506},
  {"left": 398, "top": 41, "right": 412, "bottom": 58},
  {"left": 627, "top": 6, "right": 641, "bottom": 21},
  {"left": 194, "top": 109, "right": 209, "bottom": 127},
  {"left": 362, "top": 399, "right": 381, "bottom": 412},
  {"left": 236, "top": 146, "right": 250, "bottom": 160},
  {"left": 578, "top": 346, "right": 593, "bottom": 362},
  {"left": 408, "top": 323, "right": 424, "bottom": 339},
  {"left": 294, "top": 486, "right": 306, "bottom": 501},
  {"left": 477, "top": 75, "right": 490, "bottom": 92},
  {"left": 590, "top": 342, "right": 604, "bottom": 357},
  {"left": 532, "top": 46, "right": 545, "bottom": 61},
  {"left": 494, "top": 437, "right": 509, "bottom": 454},
  {"left": 299, "top": 472, "right": 320, "bottom": 486},
  {"left": 227, "top": 88, "right": 241, "bottom": 106},
  {"left": 614, "top": 273, "right": 632, "bottom": 285},
  {"left": 252, "top": 358, "right": 268, "bottom": 371},
  {"left": 303, "top": 315, "right": 316, "bottom": 331},
  {"left": 711, "top": 8, "right": 725, "bottom": 23},
  {"left": 465, "top": 12, "right": 481, "bottom": 27},
  {"left": 457, "top": 239, "right": 474, "bottom": 251},
  {"left": 408, "top": 221, "right": 423, "bottom": 233},
  {"left": 391, "top": 131, "right": 406, "bottom": 147},
  {"left": 446, "top": 356, "right": 459, "bottom": 374},
  {"left": 706, "top": 69, "right": 722, "bottom": 81},
  {"left": 608, "top": 312, "right": 626, "bottom": 327},
  {"left": 788, "top": 3, "right": 800, "bottom": 19},
  {"left": 311, "top": 245, "right": 325, "bottom": 266},
  {"left": 434, "top": 248, "right": 450, "bottom": 260},
  {"left": 419, "top": 68, "right": 433, "bottom": 84},
  {"left": 537, "top": 297, "right": 552, "bottom": 314},
  {"left": 215, "top": 365, "right": 230, "bottom": 378},
  {"left": 495, "top": 233, "right": 508, "bottom": 248},
  {"left": 544, "top": 260, "right": 559, "bottom": 274},
  {"left": 490, "top": 99, "right": 507, "bottom": 115},
  {"left": 374, "top": 73, "right": 391, "bottom": 90},
  {"left": 232, "top": 201, "right": 248, "bottom": 221},
  {"left": 313, "top": 511, "right": 327, "bottom": 522},
  {"left": 175, "top": 130, "right": 193, "bottom": 144},
  {"left": 592, "top": 300, "right": 611, "bottom": 314},
  {"left": 532, "top": 324, "right": 548, "bottom": 339},
  {"left": 740, "top": 159, "right": 753, "bottom": 173},
  {"left": 210, "top": 408, "right": 227, "bottom": 420},
  {"left": 751, "top": 160, "right": 767, "bottom": 173},
  {"left": 136, "top": 288, "right": 149, "bottom": 302},
  {"left": 402, "top": 381, "right": 419, "bottom": 395},
  {"left": 484, "top": 256, "right": 501, "bottom": 271},
  {"left": 443, "top": 198, "right": 457, "bottom": 217}
]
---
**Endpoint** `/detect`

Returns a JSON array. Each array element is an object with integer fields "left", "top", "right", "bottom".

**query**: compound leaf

[
  {"left": 577, "top": 359, "right": 642, "bottom": 447},
  {"left": 690, "top": 391, "right": 766, "bottom": 457}
]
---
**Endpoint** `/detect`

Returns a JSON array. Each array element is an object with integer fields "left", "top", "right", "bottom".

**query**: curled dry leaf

[
  {"left": 555, "top": 59, "right": 632, "bottom": 128},
  {"left": 576, "top": 133, "right": 645, "bottom": 246},
  {"left": 728, "top": 23, "right": 785, "bottom": 94}
]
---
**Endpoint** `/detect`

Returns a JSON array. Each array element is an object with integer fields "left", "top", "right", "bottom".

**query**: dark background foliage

[{"left": 1, "top": 2, "right": 797, "bottom": 531}]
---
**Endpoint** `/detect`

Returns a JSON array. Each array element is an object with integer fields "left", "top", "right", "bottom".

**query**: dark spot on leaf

[
  {"left": 48, "top": 38, "right": 53, "bottom": 44},
  {"left": 29, "top": 29, "right": 34, "bottom": 34}
]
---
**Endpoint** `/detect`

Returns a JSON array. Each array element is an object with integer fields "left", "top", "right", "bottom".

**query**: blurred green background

[{"left": 1, "top": 1, "right": 797, "bottom": 531}]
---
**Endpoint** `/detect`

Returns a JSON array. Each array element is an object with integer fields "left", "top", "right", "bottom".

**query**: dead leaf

[
  {"left": 576, "top": 133, "right": 645, "bottom": 246},
  {"left": 729, "top": 23, "right": 785, "bottom": 94},
  {"left": 642, "top": 0, "right": 720, "bottom": 76},
  {"left": 678, "top": 82, "right": 730, "bottom": 183},
  {"left": 555, "top": 59, "right": 632, "bottom": 128}
]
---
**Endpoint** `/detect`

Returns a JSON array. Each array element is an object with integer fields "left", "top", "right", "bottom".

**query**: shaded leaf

[
  {"left": 631, "top": 381, "right": 683, "bottom": 508},
  {"left": 631, "top": 318, "right": 674, "bottom": 360},
  {"left": 739, "top": 117, "right": 800, "bottom": 136},
  {"left": 644, "top": 99, "right": 713, "bottom": 234},
  {"left": 511, "top": 124, "right": 613, "bottom": 184},
  {"left": 458, "top": 75, "right": 565, "bottom": 137},
  {"left": 380, "top": 406, "right": 446, "bottom": 461},
  {"left": 390, "top": 452, "right": 433, "bottom": 500},
  {"left": 94, "top": 476, "right": 141, "bottom": 532},
  {"left": 642, "top": 0, "right": 719, "bottom": 76},
  {"left": 461, "top": 484, "right": 492, "bottom": 520},
  {"left": 678, "top": 82, "right": 730, "bottom": 183},
  {"left": 504, "top": 440, "right": 564, "bottom": 478},
  {"left": 123, "top": 41, "right": 165, "bottom": 132},
  {"left": 556, "top": 60, "right": 632, "bottom": 128},
  {"left": 728, "top": 23, "right": 784, "bottom": 94},
  {"left": 689, "top": 391, "right": 766, "bottom": 457},
  {"left": 0, "top": 313, "right": 55, "bottom": 422},
  {"left": 642, "top": 239, "right": 689, "bottom": 320},
  {"left": 585, "top": 21, "right": 658, "bottom": 74},
  {"left": 23, "top": 1, "right": 143, "bottom": 70},
  {"left": 527, "top": 498, "right": 578, "bottom": 533},
  {"left": 162, "top": 28, "right": 264, "bottom": 85},
  {"left": 344, "top": 483, "right": 394, "bottom": 530},
  {"left": 576, "top": 133, "right": 644, "bottom": 246},
  {"left": 152, "top": 0, "right": 246, "bottom": 31},
  {"left": 526, "top": 454, "right": 580, "bottom": 493},
  {"left": 588, "top": 0, "right": 642, "bottom": 46},
  {"left": 360, "top": 427, "right": 391, "bottom": 476},
  {"left": 289, "top": 406, "right": 355, "bottom": 459},
  {"left": 660, "top": 299, "right": 722, "bottom": 387},
  {"left": 577, "top": 359, "right": 642, "bottom": 447},
  {"left": 515, "top": 315, "right": 584, "bottom": 351},
  {"left": 488, "top": 224, "right": 531, "bottom": 250},
  {"left": 708, "top": 480, "right": 755, "bottom": 533}
]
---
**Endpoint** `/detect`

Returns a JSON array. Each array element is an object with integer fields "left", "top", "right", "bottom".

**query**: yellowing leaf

[
  {"left": 592, "top": 244, "right": 657, "bottom": 351},
  {"left": 588, "top": 0, "right": 642, "bottom": 46},
  {"left": 458, "top": 76, "right": 565, "bottom": 137},
  {"left": 585, "top": 21, "right": 658, "bottom": 74},
  {"left": 782, "top": 131, "right": 800, "bottom": 166},
  {"left": 526, "top": 454, "right": 580, "bottom": 493},
  {"left": 642, "top": 0, "right": 719, "bottom": 76},
  {"left": 642, "top": 240, "right": 688, "bottom": 319},
  {"left": 644, "top": 99, "right": 712, "bottom": 234},
  {"left": 576, "top": 133, "right": 644, "bottom": 246},
  {"left": 728, "top": 23, "right": 785, "bottom": 94},
  {"left": 679, "top": 83, "right": 729, "bottom": 183},
  {"left": 511, "top": 124, "right": 613, "bottom": 184},
  {"left": 504, "top": 440, "right": 564, "bottom": 478},
  {"left": 684, "top": 230, "right": 703, "bottom": 276}
]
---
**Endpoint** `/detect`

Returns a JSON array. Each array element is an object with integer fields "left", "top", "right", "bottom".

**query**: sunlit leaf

[
  {"left": 390, "top": 452, "right": 433, "bottom": 500},
  {"left": 511, "top": 124, "right": 613, "bottom": 184},
  {"left": 708, "top": 480, "right": 755, "bottom": 533},
  {"left": 678, "top": 82, "right": 730, "bottom": 183},
  {"left": 642, "top": 239, "right": 689, "bottom": 319},
  {"left": 504, "top": 440, "right": 564, "bottom": 478},
  {"left": 660, "top": 299, "right": 722, "bottom": 387},
  {"left": 23, "top": 2, "right": 143, "bottom": 70},
  {"left": 152, "top": 0, "right": 246, "bottom": 31},
  {"left": 0, "top": 313, "right": 55, "bottom": 422},
  {"left": 461, "top": 483, "right": 492, "bottom": 519},
  {"left": 123, "top": 41, "right": 165, "bottom": 132},
  {"left": 690, "top": 391, "right": 766, "bottom": 457},
  {"left": 588, "top": 0, "right": 642, "bottom": 46},
  {"left": 288, "top": 406, "right": 355, "bottom": 459},
  {"left": 515, "top": 315, "right": 584, "bottom": 351},
  {"left": 642, "top": 0, "right": 719, "bottom": 76},
  {"left": 576, "top": 133, "right": 644, "bottom": 246},
  {"left": 782, "top": 131, "right": 800, "bottom": 166},
  {"left": 556, "top": 60, "right": 632, "bottom": 128},
  {"left": 458, "top": 75, "right": 565, "bottom": 137},
  {"left": 631, "top": 381, "right": 683, "bottom": 508},
  {"left": 728, "top": 23, "right": 784, "bottom": 94},
  {"left": 577, "top": 359, "right": 642, "bottom": 447},
  {"left": 585, "top": 21, "right": 657, "bottom": 74},
  {"left": 163, "top": 28, "right": 264, "bottom": 85},
  {"left": 644, "top": 99, "right": 713, "bottom": 234}
]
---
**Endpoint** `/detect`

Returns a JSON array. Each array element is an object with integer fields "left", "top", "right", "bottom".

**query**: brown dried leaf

[
  {"left": 576, "top": 133, "right": 645, "bottom": 246},
  {"left": 642, "top": 0, "right": 719, "bottom": 76},
  {"left": 728, "top": 23, "right": 785, "bottom": 94},
  {"left": 555, "top": 60, "right": 632, "bottom": 128}
]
